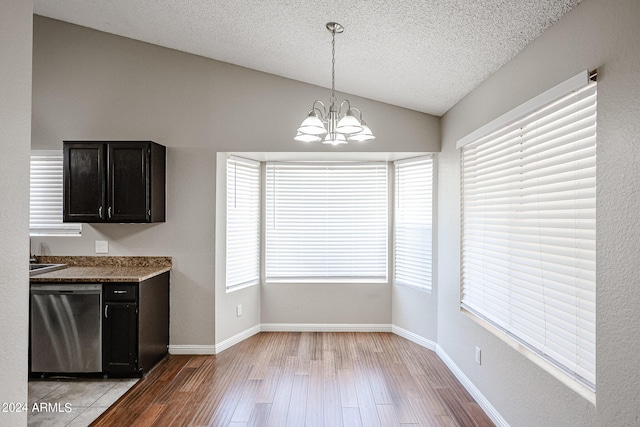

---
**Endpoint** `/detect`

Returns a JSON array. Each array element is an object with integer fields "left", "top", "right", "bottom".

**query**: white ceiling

[{"left": 33, "top": 0, "right": 582, "bottom": 116}]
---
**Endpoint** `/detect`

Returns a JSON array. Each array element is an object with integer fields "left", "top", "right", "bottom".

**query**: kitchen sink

[{"left": 29, "top": 263, "right": 67, "bottom": 276}]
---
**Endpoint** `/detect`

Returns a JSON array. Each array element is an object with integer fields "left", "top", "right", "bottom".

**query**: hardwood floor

[{"left": 91, "top": 332, "right": 494, "bottom": 427}]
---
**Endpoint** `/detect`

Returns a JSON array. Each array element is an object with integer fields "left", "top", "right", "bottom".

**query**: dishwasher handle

[{"left": 30, "top": 284, "right": 102, "bottom": 294}]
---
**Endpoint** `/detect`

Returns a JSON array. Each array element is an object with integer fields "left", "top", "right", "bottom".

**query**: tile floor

[{"left": 27, "top": 378, "right": 138, "bottom": 427}]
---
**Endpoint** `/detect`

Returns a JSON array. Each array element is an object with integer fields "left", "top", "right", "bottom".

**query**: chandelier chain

[{"left": 331, "top": 28, "right": 336, "bottom": 105}]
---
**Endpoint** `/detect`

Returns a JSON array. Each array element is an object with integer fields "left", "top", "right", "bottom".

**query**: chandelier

[{"left": 294, "top": 22, "right": 375, "bottom": 145}]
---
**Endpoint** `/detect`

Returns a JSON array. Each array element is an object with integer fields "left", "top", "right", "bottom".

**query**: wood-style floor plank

[
  {"left": 91, "top": 332, "right": 495, "bottom": 427},
  {"left": 305, "top": 360, "right": 323, "bottom": 427},
  {"left": 266, "top": 356, "right": 296, "bottom": 427},
  {"left": 376, "top": 404, "right": 402, "bottom": 426},
  {"left": 338, "top": 368, "right": 358, "bottom": 408},
  {"left": 248, "top": 403, "right": 271, "bottom": 427},
  {"left": 255, "top": 366, "right": 280, "bottom": 404},
  {"left": 286, "top": 373, "right": 309, "bottom": 427},
  {"left": 353, "top": 358, "right": 382, "bottom": 427},
  {"left": 341, "top": 407, "right": 363, "bottom": 427},
  {"left": 322, "top": 371, "right": 343, "bottom": 426},
  {"left": 230, "top": 379, "right": 262, "bottom": 423}
]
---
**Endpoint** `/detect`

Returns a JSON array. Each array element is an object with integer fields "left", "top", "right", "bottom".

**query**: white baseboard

[
  {"left": 168, "top": 344, "right": 216, "bottom": 355},
  {"left": 436, "top": 344, "right": 510, "bottom": 427},
  {"left": 391, "top": 325, "right": 437, "bottom": 351},
  {"left": 260, "top": 323, "right": 392, "bottom": 332},
  {"left": 215, "top": 324, "right": 262, "bottom": 354}
]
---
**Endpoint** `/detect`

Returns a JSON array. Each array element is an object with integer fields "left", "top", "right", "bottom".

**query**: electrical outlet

[
  {"left": 475, "top": 346, "right": 482, "bottom": 365},
  {"left": 95, "top": 240, "right": 109, "bottom": 254},
  {"left": 236, "top": 304, "right": 243, "bottom": 317}
]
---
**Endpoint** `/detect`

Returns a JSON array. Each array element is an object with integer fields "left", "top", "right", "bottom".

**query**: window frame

[
  {"left": 393, "top": 155, "right": 434, "bottom": 292},
  {"left": 458, "top": 71, "right": 597, "bottom": 400},
  {"left": 225, "top": 155, "right": 261, "bottom": 291},
  {"left": 264, "top": 161, "right": 389, "bottom": 283}
]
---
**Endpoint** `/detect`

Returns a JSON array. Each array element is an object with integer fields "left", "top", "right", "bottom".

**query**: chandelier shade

[
  {"left": 294, "top": 132, "right": 322, "bottom": 143},
  {"left": 336, "top": 111, "right": 363, "bottom": 134},
  {"left": 323, "top": 132, "right": 348, "bottom": 145},
  {"left": 347, "top": 122, "right": 374, "bottom": 142},
  {"left": 297, "top": 112, "right": 327, "bottom": 135},
  {"left": 294, "top": 22, "right": 375, "bottom": 145}
]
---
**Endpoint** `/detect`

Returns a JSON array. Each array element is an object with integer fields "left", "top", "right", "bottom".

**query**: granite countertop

[{"left": 29, "top": 256, "right": 172, "bottom": 283}]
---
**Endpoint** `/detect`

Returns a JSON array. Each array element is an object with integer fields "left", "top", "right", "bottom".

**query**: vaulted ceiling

[{"left": 33, "top": 0, "right": 582, "bottom": 116}]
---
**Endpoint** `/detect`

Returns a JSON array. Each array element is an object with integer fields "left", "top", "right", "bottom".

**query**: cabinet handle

[
  {"left": 104, "top": 304, "right": 109, "bottom": 319},
  {"left": 108, "top": 206, "right": 112, "bottom": 219},
  {"left": 99, "top": 206, "right": 103, "bottom": 219},
  {"left": 114, "top": 290, "right": 127, "bottom": 294}
]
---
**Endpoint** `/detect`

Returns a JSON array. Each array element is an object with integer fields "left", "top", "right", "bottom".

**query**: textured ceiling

[{"left": 33, "top": 0, "right": 582, "bottom": 116}]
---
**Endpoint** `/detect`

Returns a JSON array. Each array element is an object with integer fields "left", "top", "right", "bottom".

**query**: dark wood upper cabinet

[{"left": 63, "top": 141, "right": 166, "bottom": 223}]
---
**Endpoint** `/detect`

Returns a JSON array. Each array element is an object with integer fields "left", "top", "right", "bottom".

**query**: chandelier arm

[
  {"left": 338, "top": 99, "right": 352, "bottom": 116},
  {"left": 312, "top": 100, "right": 328, "bottom": 121},
  {"left": 350, "top": 107, "right": 363, "bottom": 121}
]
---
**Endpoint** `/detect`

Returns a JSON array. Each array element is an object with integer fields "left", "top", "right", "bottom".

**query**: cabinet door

[
  {"left": 108, "top": 143, "right": 150, "bottom": 222},
  {"left": 103, "top": 301, "right": 138, "bottom": 375},
  {"left": 64, "top": 143, "right": 105, "bottom": 222}
]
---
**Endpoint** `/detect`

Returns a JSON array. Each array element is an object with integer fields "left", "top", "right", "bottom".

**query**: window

[
  {"left": 226, "top": 156, "right": 260, "bottom": 290},
  {"left": 459, "top": 71, "right": 597, "bottom": 393},
  {"left": 394, "top": 156, "right": 433, "bottom": 292},
  {"left": 265, "top": 162, "right": 387, "bottom": 282},
  {"left": 30, "top": 151, "right": 82, "bottom": 236}
]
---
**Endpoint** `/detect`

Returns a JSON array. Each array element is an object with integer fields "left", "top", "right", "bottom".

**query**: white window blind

[
  {"left": 394, "top": 156, "right": 433, "bottom": 292},
  {"left": 226, "top": 156, "right": 260, "bottom": 290},
  {"left": 266, "top": 162, "right": 387, "bottom": 281},
  {"left": 30, "top": 151, "right": 82, "bottom": 236},
  {"left": 460, "top": 80, "right": 597, "bottom": 391}
]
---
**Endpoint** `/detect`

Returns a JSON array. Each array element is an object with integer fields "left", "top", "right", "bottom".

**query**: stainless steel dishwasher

[{"left": 30, "top": 283, "right": 102, "bottom": 374}]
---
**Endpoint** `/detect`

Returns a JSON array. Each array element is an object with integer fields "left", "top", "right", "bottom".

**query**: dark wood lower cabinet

[
  {"left": 103, "top": 301, "right": 138, "bottom": 375},
  {"left": 102, "top": 272, "right": 169, "bottom": 377}
]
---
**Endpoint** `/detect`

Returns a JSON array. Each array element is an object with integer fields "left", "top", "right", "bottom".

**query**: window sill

[
  {"left": 29, "top": 232, "right": 82, "bottom": 237},
  {"left": 461, "top": 307, "right": 596, "bottom": 406},
  {"left": 264, "top": 278, "right": 388, "bottom": 285},
  {"left": 226, "top": 281, "right": 259, "bottom": 293},
  {"left": 394, "top": 282, "right": 432, "bottom": 294}
]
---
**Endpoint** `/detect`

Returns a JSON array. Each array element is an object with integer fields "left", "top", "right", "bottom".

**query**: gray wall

[
  {"left": 439, "top": 0, "right": 640, "bottom": 424},
  {"left": 0, "top": 0, "right": 32, "bottom": 423},
  {"left": 30, "top": 16, "right": 440, "bottom": 348}
]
